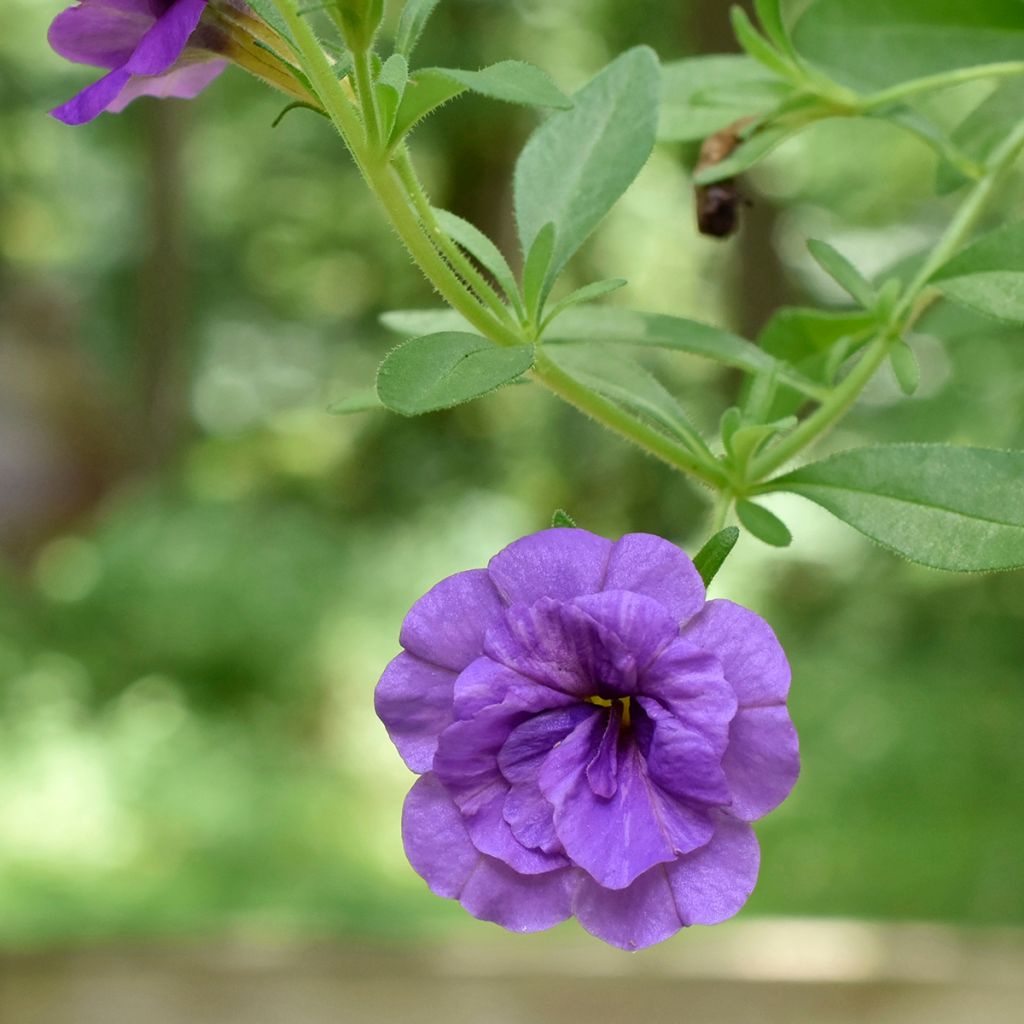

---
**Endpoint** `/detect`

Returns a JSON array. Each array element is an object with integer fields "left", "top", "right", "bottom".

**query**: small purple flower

[
  {"left": 376, "top": 528, "right": 800, "bottom": 950},
  {"left": 48, "top": 0, "right": 227, "bottom": 125}
]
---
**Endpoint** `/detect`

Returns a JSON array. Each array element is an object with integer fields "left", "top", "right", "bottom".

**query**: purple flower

[
  {"left": 48, "top": 0, "right": 227, "bottom": 125},
  {"left": 376, "top": 528, "right": 800, "bottom": 950}
]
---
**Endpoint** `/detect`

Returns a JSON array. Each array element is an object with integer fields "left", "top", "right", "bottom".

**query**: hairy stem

[{"left": 862, "top": 62, "right": 1024, "bottom": 112}]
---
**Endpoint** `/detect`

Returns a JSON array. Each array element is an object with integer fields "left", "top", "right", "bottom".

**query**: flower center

[{"left": 588, "top": 694, "right": 632, "bottom": 728}]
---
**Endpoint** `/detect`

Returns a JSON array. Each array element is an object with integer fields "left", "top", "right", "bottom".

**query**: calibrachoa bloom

[
  {"left": 49, "top": 0, "right": 235, "bottom": 125},
  {"left": 376, "top": 528, "right": 800, "bottom": 950}
]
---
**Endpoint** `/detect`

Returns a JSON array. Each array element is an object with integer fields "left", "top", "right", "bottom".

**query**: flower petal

[
  {"left": 487, "top": 528, "right": 612, "bottom": 605},
  {"left": 51, "top": 66, "right": 132, "bottom": 125},
  {"left": 484, "top": 598, "right": 637, "bottom": 696},
  {"left": 497, "top": 705, "right": 597, "bottom": 784},
  {"left": 604, "top": 533, "right": 706, "bottom": 624},
  {"left": 585, "top": 705, "right": 620, "bottom": 799},
  {"left": 682, "top": 599, "right": 790, "bottom": 707},
  {"left": 375, "top": 652, "right": 457, "bottom": 774},
  {"left": 451, "top": 657, "right": 562, "bottom": 721},
  {"left": 540, "top": 719, "right": 677, "bottom": 889},
  {"left": 636, "top": 697, "right": 731, "bottom": 806},
  {"left": 571, "top": 590, "right": 681, "bottom": 673},
  {"left": 503, "top": 779, "right": 561, "bottom": 854},
  {"left": 641, "top": 637, "right": 737, "bottom": 753},
  {"left": 666, "top": 813, "right": 760, "bottom": 924},
  {"left": 126, "top": 0, "right": 208, "bottom": 77},
  {"left": 49, "top": 2, "right": 154, "bottom": 69},
  {"left": 464, "top": 792, "right": 567, "bottom": 874},
  {"left": 107, "top": 59, "right": 225, "bottom": 111},
  {"left": 573, "top": 866, "right": 682, "bottom": 951},
  {"left": 400, "top": 569, "right": 505, "bottom": 672},
  {"left": 723, "top": 705, "right": 800, "bottom": 821},
  {"left": 403, "top": 774, "right": 577, "bottom": 931}
]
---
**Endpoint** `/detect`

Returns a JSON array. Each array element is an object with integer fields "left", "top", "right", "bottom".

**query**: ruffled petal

[
  {"left": 400, "top": 569, "right": 506, "bottom": 672},
  {"left": 484, "top": 598, "right": 637, "bottom": 696},
  {"left": 636, "top": 697, "right": 731, "bottom": 806},
  {"left": 503, "top": 779, "right": 561, "bottom": 854},
  {"left": 375, "top": 652, "right": 457, "bottom": 774},
  {"left": 723, "top": 705, "right": 800, "bottom": 821},
  {"left": 540, "top": 720, "right": 676, "bottom": 889},
  {"left": 463, "top": 792, "right": 567, "bottom": 874},
  {"left": 107, "top": 59, "right": 225, "bottom": 111},
  {"left": 604, "top": 533, "right": 706, "bottom": 625},
  {"left": 487, "top": 528, "right": 612, "bottom": 605},
  {"left": 403, "top": 774, "right": 577, "bottom": 931},
  {"left": 451, "top": 657, "right": 563, "bottom": 721},
  {"left": 640, "top": 637, "right": 737, "bottom": 753},
  {"left": 666, "top": 813, "right": 760, "bottom": 924},
  {"left": 571, "top": 590, "right": 681, "bottom": 674},
  {"left": 497, "top": 706, "right": 597, "bottom": 783},
  {"left": 573, "top": 866, "right": 683, "bottom": 951},
  {"left": 126, "top": 0, "right": 208, "bottom": 77},
  {"left": 681, "top": 599, "right": 790, "bottom": 708}
]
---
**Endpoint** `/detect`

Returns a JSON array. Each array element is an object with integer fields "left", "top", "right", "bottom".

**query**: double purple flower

[
  {"left": 49, "top": 0, "right": 228, "bottom": 125},
  {"left": 377, "top": 528, "right": 800, "bottom": 950}
]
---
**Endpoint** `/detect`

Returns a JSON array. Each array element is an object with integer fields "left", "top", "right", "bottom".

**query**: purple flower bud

[{"left": 376, "top": 528, "right": 800, "bottom": 950}]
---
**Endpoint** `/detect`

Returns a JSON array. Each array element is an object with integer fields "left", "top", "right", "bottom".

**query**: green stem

[
  {"left": 862, "top": 62, "right": 1024, "bottom": 112},
  {"left": 751, "top": 120, "right": 1024, "bottom": 483},
  {"left": 351, "top": 47, "right": 382, "bottom": 148},
  {"left": 532, "top": 349, "right": 729, "bottom": 489},
  {"left": 392, "top": 147, "right": 518, "bottom": 327},
  {"left": 710, "top": 490, "right": 733, "bottom": 532}
]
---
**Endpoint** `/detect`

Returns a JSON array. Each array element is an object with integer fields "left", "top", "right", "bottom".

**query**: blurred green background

[{"left": 1, "top": 0, "right": 1023, "bottom": 954}]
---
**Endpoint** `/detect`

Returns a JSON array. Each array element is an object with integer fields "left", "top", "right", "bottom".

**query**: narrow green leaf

[
  {"left": 792, "top": 0, "right": 1024, "bottom": 91},
  {"left": 754, "top": 0, "right": 799, "bottom": 60},
  {"left": 522, "top": 223, "right": 557, "bottom": 321},
  {"left": 658, "top": 55, "right": 783, "bottom": 142},
  {"left": 543, "top": 344, "right": 701, "bottom": 446},
  {"left": 773, "top": 444, "right": 1024, "bottom": 572},
  {"left": 245, "top": 0, "right": 298, "bottom": 49},
  {"left": 543, "top": 306, "right": 825, "bottom": 397},
  {"left": 731, "top": 6, "right": 799, "bottom": 81},
  {"left": 552, "top": 509, "right": 577, "bottom": 528},
  {"left": 930, "top": 221, "right": 1024, "bottom": 323},
  {"left": 395, "top": 0, "right": 441, "bottom": 58},
  {"left": 376, "top": 54, "right": 409, "bottom": 139},
  {"left": 541, "top": 279, "right": 627, "bottom": 331},
  {"left": 388, "top": 69, "right": 465, "bottom": 144},
  {"left": 692, "top": 122, "right": 803, "bottom": 184},
  {"left": 693, "top": 527, "right": 740, "bottom": 587},
  {"left": 376, "top": 332, "right": 534, "bottom": 415},
  {"left": 889, "top": 339, "right": 920, "bottom": 395},
  {"left": 430, "top": 62, "right": 571, "bottom": 110},
  {"left": 432, "top": 208, "right": 521, "bottom": 307},
  {"left": 327, "top": 388, "right": 383, "bottom": 415},
  {"left": 720, "top": 406, "right": 743, "bottom": 450},
  {"left": 514, "top": 47, "right": 660, "bottom": 289},
  {"left": 807, "top": 239, "right": 877, "bottom": 308},
  {"left": 737, "top": 500, "right": 793, "bottom": 547},
  {"left": 730, "top": 416, "right": 798, "bottom": 468}
]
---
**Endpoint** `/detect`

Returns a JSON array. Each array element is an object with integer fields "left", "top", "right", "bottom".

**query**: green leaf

[
  {"left": 889, "top": 339, "right": 920, "bottom": 395},
  {"left": 720, "top": 406, "right": 743, "bottom": 449},
  {"left": 376, "top": 332, "right": 534, "bottom": 415},
  {"left": 376, "top": 54, "right": 408, "bottom": 138},
  {"left": 773, "top": 444, "right": 1024, "bottom": 571},
  {"left": 543, "top": 344, "right": 701, "bottom": 445},
  {"left": 388, "top": 69, "right": 465, "bottom": 144},
  {"left": 327, "top": 388, "right": 383, "bottom": 415},
  {"left": 737, "top": 500, "right": 793, "bottom": 547},
  {"left": 930, "top": 221, "right": 1024, "bottom": 323},
  {"left": 792, "top": 0, "right": 1024, "bottom": 91},
  {"left": 395, "top": 0, "right": 441, "bottom": 58},
  {"left": 692, "top": 122, "right": 803, "bottom": 184},
  {"left": 731, "top": 6, "right": 799, "bottom": 81},
  {"left": 729, "top": 416, "right": 798, "bottom": 469},
  {"left": 658, "top": 55, "right": 783, "bottom": 142},
  {"left": 432, "top": 208, "right": 521, "bottom": 307},
  {"left": 693, "top": 527, "right": 740, "bottom": 587},
  {"left": 522, "top": 222, "right": 557, "bottom": 321},
  {"left": 514, "top": 47, "right": 660, "bottom": 288},
  {"left": 552, "top": 509, "right": 577, "bottom": 528},
  {"left": 754, "top": 0, "right": 799, "bottom": 61},
  {"left": 543, "top": 306, "right": 824, "bottom": 397},
  {"left": 807, "top": 239, "right": 877, "bottom": 308},
  {"left": 430, "top": 62, "right": 572, "bottom": 110},
  {"left": 541, "top": 279, "right": 627, "bottom": 331}
]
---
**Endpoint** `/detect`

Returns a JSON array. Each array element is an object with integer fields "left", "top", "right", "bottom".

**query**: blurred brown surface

[{"left": 2, "top": 920, "right": 1022, "bottom": 1024}]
